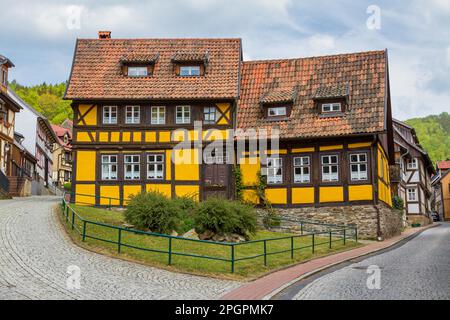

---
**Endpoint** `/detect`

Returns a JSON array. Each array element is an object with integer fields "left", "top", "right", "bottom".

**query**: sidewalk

[{"left": 221, "top": 224, "right": 436, "bottom": 300}]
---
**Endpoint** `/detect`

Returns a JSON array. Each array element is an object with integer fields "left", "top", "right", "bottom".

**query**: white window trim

[
  {"left": 151, "top": 106, "right": 166, "bottom": 125},
  {"left": 103, "top": 106, "right": 117, "bottom": 124},
  {"left": 350, "top": 153, "right": 368, "bottom": 181},
  {"left": 268, "top": 106, "right": 287, "bottom": 117},
  {"left": 125, "top": 105, "right": 140, "bottom": 124},
  {"left": 176, "top": 106, "right": 191, "bottom": 124},
  {"left": 124, "top": 155, "right": 141, "bottom": 180},
  {"left": 147, "top": 154, "right": 164, "bottom": 180},
  {"left": 267, "top": 157, "right": 283, "bottom": 184},
  {"left": 321, "top": 103, "right": 342, "bottom": 113},
  {"left": 321, "top": 155, "right": 339, "bottom": 182},
  {"left": 407, "top": 188, "right": 418, "bottom": 201},
  {"left": 179, "top": 66, "right": 201, "bottom": 76},
  {"left": 407, "top": 158, "right": 418, "bottom": 169},
  {"left": 203, "top": 106, "right": 217, "bottom": 124},
  {"left": 101, "top": 155, "right": 118, "bottom": 180},
  {"left": 293, "top": 156, "right": 311, "bottom": 183},
  {"left": 128, "top": 66, "right": 148, "bottom": 77}
]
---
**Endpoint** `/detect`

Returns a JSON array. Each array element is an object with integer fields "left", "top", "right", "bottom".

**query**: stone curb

[{"left": 262, "top": 223, "right": 438, "bottom": 300}]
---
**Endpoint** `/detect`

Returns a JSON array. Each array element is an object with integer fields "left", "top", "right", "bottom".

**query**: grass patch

[{"left": 58, "top": 203, "right": 361, "bottom": 280}]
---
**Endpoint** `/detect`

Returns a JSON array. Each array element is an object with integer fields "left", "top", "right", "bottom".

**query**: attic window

[
  {"left": 128, "top": 66, "right": 148, "bottom": 77},
  {"left": 180, "top": 66, "right": 201, "bottom": 77},
  {"left": 268, "top": 106, "right": 287, "bottom": 117},
  {"left": 321, "top": 103, "right": 342, "bottom": 113}
]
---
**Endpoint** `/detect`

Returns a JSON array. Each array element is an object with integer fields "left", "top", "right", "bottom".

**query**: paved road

[
  {"left": 289, "top": 223, "right": 450, "bottom": 300},
  {"left": 0, "top": 197, "right": 239, "bottom": 300}
]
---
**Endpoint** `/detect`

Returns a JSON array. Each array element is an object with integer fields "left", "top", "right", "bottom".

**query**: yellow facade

[
  {"left": 99, "top": 185, "right": 121, "bottom": 205},
  {"left": 146, "top": 184, "right": 172, "bottom": 198},
  {"left": 292, "top": 187, "right": 315, "bottom": 204},
  {"left": 173, "top": 149, "right": 199, "bottom": 181},
  {"left": 349, "top": 185, "right": 373, "bottom": 201},
  {"left": 123, "top": 185, "right": 142, "bottom": 203},
  {"left": 78, "top": 104, "right": 97, "bottom": 125},
  {"left": 175, "top": 185, "right": 199, "bottom": 200},
  {"left": 75, "top": 184, "right": 96, "bottom": 205},
  {"left": 242, "top": 189, "right": 259, "bottom": 204},
  {"left": 265, "top": 188, "right": 287, "bottom": 204},
  {"left": 319, "top": 186, "right": 344, "bottom": 203},
  {"left": 377, "top": 143, "right": 392, "bottom": 206},
  {"left": 76, "top": 151, "right": 96, "bottom": 181}
]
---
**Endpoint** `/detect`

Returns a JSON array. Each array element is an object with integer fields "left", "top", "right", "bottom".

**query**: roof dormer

[
  {"left": 171, "top": 51, "right": 209, "bottom": 77},
  {"left": 120, "top": 53, "right": 159, "bottom": 77},
  {"left": 313, "top": 83, "right": 349, "bottom": 117},
  {"left": 260, "top": 88, "right": 297, "bottom": 120}
]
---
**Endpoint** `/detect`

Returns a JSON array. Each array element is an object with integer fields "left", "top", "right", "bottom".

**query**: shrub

[
  {"left": 172, "top": 195, "right": 198, "bottom": 234},
  {"left": 392, "top": 196, "right": 404, "bottom": 210},
  {"left": 124, "top": 192, "right": 182, "bottom": 234},
  {"left": 194, "top": 197, "right": 257, "bottom": 238},
  {"left": 63, "top": 182, "right": 72, "bottom": 191},
  {"left": 262, "top": 208, "right": 281, "bottom": 228}
]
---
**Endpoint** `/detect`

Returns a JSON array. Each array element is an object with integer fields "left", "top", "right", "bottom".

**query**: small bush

[
  {"left": 392, "top": 196, "right": 404, "bottom": 210},
  {"left": 63, "top": 182, "right": 72, "bottom": 191},
  {"left": 194, "top": 198, "right": 257, "bottom": 238},
  {"left": 172, "top": 195, "right": 198, "bottom": 234},
  {"left": 262, "top": 208, "right": 281, "bottom": 228},
  {"left": 124, "top": 192, "right": 182, "bottom": 234}
]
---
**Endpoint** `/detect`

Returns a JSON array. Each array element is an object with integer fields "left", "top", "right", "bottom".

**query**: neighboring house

[
  {"left": 432, "top": 160, "right": 450, "bottom": 221},
  {"left": 51, "top": 123, "right": 72, "bottom": 187},
  {"left": 0, "top": 54, "right": 22, "bottom": 197},
  {"left": 10, "top": 132, "right": 37, "bottom": 196},
  {"left": 65, "top": 32, "right": 398, "bottom": 238},
  {"left": 10, "top": 90, "right": 58, "bottom": 195},
  {"left": 391, "top": 119, "right": 435, "bottom": 225}
]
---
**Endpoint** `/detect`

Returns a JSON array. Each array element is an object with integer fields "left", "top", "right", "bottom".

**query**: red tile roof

[
  {"left": 237, "top": 50, "right": 388, "bottom": 139},
  {"left": 65, "top": 38, "right": 242, "bottom": 100},
  {"left": 51, "top": 124, "right": 72, "bottom": 151},
  {"left": 437, "top": 161, "right": 450, "bottom": 170}
]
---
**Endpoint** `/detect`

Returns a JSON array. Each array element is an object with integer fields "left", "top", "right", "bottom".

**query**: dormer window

[
  {"left": 321, "top": 103, "right": 342, "bottom": 113},
  {"left": 1, "top": 68, "right": 7, "bottom": 86},
  {"left": 127, "top": 66, "right": 148, "bottom": 77},
  {"left": 180, "top": 66, "right": 201, "bottom": 77},
  {"left": 268, "top": 106, "right": 287, "bottom": 117}
]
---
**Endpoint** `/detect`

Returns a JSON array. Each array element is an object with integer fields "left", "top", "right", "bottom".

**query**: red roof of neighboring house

[
  {"left": 65, "top": 38, "right": 242, "bottom": 100},
  {"left": 237, "top": 50, "right": 388, "bottom": 139},
  {"left": 437, "top": 161, "right": 450, "bottom": 170},
  {"left": 51, "top": 124, "right": 72, "bottom": 151}
]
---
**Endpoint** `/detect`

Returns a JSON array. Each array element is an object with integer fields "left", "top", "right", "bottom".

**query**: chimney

[{"left": 98, "top": 31, "right": 111, "bottom": 39}]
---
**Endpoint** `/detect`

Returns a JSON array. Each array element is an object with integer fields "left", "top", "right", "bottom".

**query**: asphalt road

[{"left": 277, "top": 223, "right": 450, "bottom": 300}]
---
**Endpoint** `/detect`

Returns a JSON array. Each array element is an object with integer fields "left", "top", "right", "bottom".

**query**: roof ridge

[
  {"left": 77, "top": 37, "right": 242, "bottom": 41},
  {"left": 243, "top": 49, "right": 386, "bottom": 64}
]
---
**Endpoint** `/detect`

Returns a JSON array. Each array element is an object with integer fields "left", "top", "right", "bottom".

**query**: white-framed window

[
  {"left": 268, "top": 106, "right": 287, "bottom": 117},
  {"left": 321, "top": 103, "right": 342, "bottom": 113},
  {"left": 151, "top": 106, "right": 165, "bottom": 125},
  {"left": 350, "top": 153, "right": 368, "bottom": 181},
  {"left": 176, "top": 106, "right": 191, "bottom": 124},
  {"left": 293, "top": 156, "right": 310, "bottom": 183},
  {"left": 125, "top": 106, "right": 140, "bottom": 124},
  {"left": 407, "top": 188, "right": 417, "bottom": 201},
  {"left": 128, "top": 66, "right": 148, "bottom": 77},
  {"left": 124, "top": 155, "right": 140, "bottom": 180},
  {"left": 203, "top": 106, "right": 217, "bottom": 124},
  {"left": 321, "top": 155, "right": 339, "bottom": 182},
  {"left": 179, "top": 66, "right": 201, "bottom": 76},
  {"left": 407, "top": 158, "right": 418, "bottom": 169},
  {"left": 267, "top": 157, "right": 283, "bottom": 184},
  {"left": 103, "top": 106, "right": 117, "bottom": 124},
  {"left": 101, "top": 155, "right": 118, "bottom": 180},
  {"left": 147, "top": 154, "right": 164, "bottom": 180}
]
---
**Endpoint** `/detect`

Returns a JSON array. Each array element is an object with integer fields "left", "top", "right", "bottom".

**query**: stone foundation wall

[
  {"left": 261, "top": 204, "right": 403, "bottom": 240},
  {"left": 406, "top": 214, "right": 432, "bottom": 227}
]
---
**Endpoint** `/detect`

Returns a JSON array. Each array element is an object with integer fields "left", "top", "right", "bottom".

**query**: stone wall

[{"left": 260, "top": 204, "right": 403, "bottom": 240}]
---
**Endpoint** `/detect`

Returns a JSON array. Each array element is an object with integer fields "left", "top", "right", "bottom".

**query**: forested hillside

[
  {"left": 405, "top": 112, "right": 450, "bottom": 164},
  {"left": 9, "top": 81, "right": 72, "bottom": 124}
]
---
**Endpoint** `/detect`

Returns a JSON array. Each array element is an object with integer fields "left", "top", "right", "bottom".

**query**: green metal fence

[{"left": 61, "top": 194, "right": 358, "bottom": 273}]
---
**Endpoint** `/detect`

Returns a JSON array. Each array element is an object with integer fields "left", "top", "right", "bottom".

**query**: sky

[{"left": 1, "top": 0, "right": 449, "bottom": 120}]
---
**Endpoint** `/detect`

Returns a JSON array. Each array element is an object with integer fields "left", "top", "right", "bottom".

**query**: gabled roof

[
  {"left": 437, "top": 160, "right": 450, "bottom": 170},
  {"left": 65, "top": 38, "right": 242, "bottom": 100},
  {"left": 237, "top": 50, "right": 388, "bottom": 139},
  {"left": 51, "top": 124, "right": 72, "bottom": 151},
  {"left": 0, "top": 54, "right": 14, "bottom": 68}
]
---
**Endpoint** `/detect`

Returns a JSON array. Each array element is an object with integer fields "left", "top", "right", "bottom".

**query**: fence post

[
  {"left": 231, "top": 245, "right": 235, "bottom": 273},
  {"left": 329, "top": 231, "right": 332, "bottom": 249},
  {"left": 82, "top": 221, "right": 87, "bottom": 242},
  {"left": 168, "top": 237, "right": 172, "bottom": 265},
  {"left": 343, "top": 229, "right": 346, "bottom": 245},
  {"left": 264, "top": 240, "right": 267, "bottom": 266},
  {"left": 118, "top": 229, "right": 122, "bottom": 253},
  {"left": 290, "top": 236, "right": 294, "bottom": 259},
  {"left": 312, "top": 234, "right": 315, "bottom": 254},
  {"left": 71, "top": 210, "right": 75, "bottom": 230}
]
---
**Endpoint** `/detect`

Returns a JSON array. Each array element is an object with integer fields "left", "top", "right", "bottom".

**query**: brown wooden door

[{"left": 203, "top": 163, "right": 229, "bottom": 200}]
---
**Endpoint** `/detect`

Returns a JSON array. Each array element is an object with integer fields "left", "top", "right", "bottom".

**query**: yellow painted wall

[
  {"left": 146, "top": 184, "right": 172, "bottom": 198},
  {"left": 292, "top": 147, "right": 315, "bottom": 153},
  {"left": 78, "top": 104, "right": 97, "bottom": 126},
  {"left": 174, "top": 149, "right": 199, "bottom": 181},
  {"left": 76, "top": 151, "right": 96, "bottom": 181},
  {"left": 111, "top": 132, "right": 120, "bottom": 142},
  {"left": 165, "top": 150, "right": 172, "bottom": 180},
  {"left": 145, "top": 131, "right": 157, "bottom": 142},
  {"left": 377, "top": 143, "right": 392, "bottom": 206},
  {"left": 99, "top": 185, "right": 121, "bottom": 205},
  {"left": 76, "top": 132, "right": 92, "bottom": 142},
  {"left": 98, "top": 132, "right": 108, "bottom": 142},
  {"left": 292, "top": 187, "right": 315, "bottom": 204},
  {"left": 133, "top": 132, "right": 142, "bottom": 142},
  {"left": 242, "top": 189, "right": 259, "bottom": 204},
  {"left": 216, "top": 103, "right": 231, "bottom": 125},
  {"left": 349, "top": 185, "right": 373, "bottom": 201},
  {"left": 239, "top": 157, "right": 260, "bottom": 186},
  {"left": 123, "top": 185, "right": 142, "bottom": 203},
  {"left": 265, "top": 188, "right": 287, "bottom": 204},
  {"left": 319, "top": 186, "right": 344, "bottom": 202},
  {"left": 122, "top": 132, "right": 131, "bottom": 142},
  {"left": 320, "top": 145, "right": 343, "bottom": 151},
  {"left": 159, "top": 131, "right": 171, "bottom": 143},
  {"left": 75, "top": 184, "right": 96, "bottom": 205},
  {"left": 175, "top": 185, "right": 199, "bottom": 200},
  {"left": 348, "top": 142, "right": 372, "bottom": 149}
]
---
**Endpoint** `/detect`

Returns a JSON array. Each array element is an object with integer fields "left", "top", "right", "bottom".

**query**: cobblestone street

[
  {"left": 292, "top": 223, "right": 450, "bottom": 300},
  {"left": 0, "top": 197, "right": 240, "bottom": 300}
]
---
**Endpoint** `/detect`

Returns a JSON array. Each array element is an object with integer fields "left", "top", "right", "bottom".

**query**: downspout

[{"left": 371, "top": 135, "right": 382, "bottom": 241}]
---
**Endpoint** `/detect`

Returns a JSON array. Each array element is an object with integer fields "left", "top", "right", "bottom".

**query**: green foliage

[
  {"left": 262, "top": 208, "right": 281, "bottom": 228},
  {"left": 233, "top": 165, "right": 244, "bottom": 201},
  {"left": 405, "top": 112, "right": 450, "bottom": 164},
  {"left": 172, "top": 195, "right": 198, "bottom": 234},
  {"left": 63, "top": 182, "right": 72, "bottom": 192},
  {"left": 8, "top": 81, "right": 72, "bottom": 124},
  {"left": 255, "top": 170, "right": 270, "bottom": 208},
  {"left": 392, "top": 195, "right": 404, "bottom": 210},
  {"left": 194, "top": 198, "right": 257, "bottom": 238},
  {"left": 124, "top": 192, "right": 183, "bottom": 234}
]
